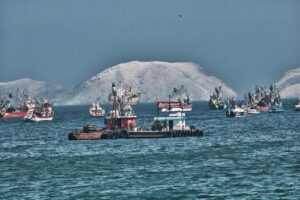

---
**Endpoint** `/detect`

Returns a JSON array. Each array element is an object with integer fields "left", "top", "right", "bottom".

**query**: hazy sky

[{"left": 0, "top": 0, "right": 299, "bottom": 94}]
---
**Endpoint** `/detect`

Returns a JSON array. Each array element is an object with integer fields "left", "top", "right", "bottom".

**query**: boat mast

[{"left": 112, "top": 83, "right": 118, "bottom": 125}]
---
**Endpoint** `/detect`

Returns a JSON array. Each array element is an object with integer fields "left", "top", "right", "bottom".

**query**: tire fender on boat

[{"left": 121, "top": 130, "right": 128, "bottom": 138}]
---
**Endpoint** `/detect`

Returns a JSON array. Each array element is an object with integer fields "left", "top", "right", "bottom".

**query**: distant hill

[
  {"left": 0, "top": 78, "right": 66, "bottom": 100},
  {"left": 276, "top": 68, "right": 300, "bottom": 98},
  {"left": 63, "top": 61, "right": 237, "bottom": 105}
]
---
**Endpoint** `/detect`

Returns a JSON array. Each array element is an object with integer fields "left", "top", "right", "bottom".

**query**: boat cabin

[
  {"left": 152, "top": 112, "right": 187, "bottom": 131},
  {"left": 105, "top": 116, "right": 137, "bottom": 130}
]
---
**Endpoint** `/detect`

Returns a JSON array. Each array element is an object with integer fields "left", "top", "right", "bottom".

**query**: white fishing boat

[
  {"left": 89, "top": 98, "right": 105, "bottom": 117},
  {"left": 24, "top": 99, "right": 54, "bottom": 122},
  {"left": 243, "top": 92, "right": 260, "bottom": 114},
  {"left": 209, "top": 86, "right": 226, "bottom": 110},
  {"left": 226, "top": 98, "right": 247, "bottom": 117}
]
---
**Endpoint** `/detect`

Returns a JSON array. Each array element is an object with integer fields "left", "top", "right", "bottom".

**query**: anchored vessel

[
  {"left": 254, "top": 85, "right": 271, "bottom": 112},
  {"left": 226, "top": 98, "right": 247, "bottom": 117},
  {"left": 160, "top": 87, "right": 192, "bottom": 112},
  {"left": 268, "top": 85, "right": 284, "bottom": 113},
  {"left": 69, "top": 84, "right": 203, "bottom": 140},
  {"left": 89, "top": 98, "right": 105, "bottom": 117},
  {"left": 0, "top": 90, "right": 30, "bottom": 118},
  {"left": 209, "top": 86, "right": 226, "bottom": 110},
  {"left": 243, "top": 92, "right": 259, "bottom": 114},
  {"left": 24, "top": 98, "right": 54, "bottom": 122}
]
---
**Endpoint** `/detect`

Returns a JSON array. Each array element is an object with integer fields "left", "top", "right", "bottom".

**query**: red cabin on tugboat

[
  {"left": 104, "top": 82, "right": 140, "bottom": 130},
  {"left": 105, "top": 116, "right": 137, "bottom": 129}
]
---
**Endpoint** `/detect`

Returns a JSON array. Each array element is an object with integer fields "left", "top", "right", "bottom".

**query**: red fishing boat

[
  {"left": 0, "top": 90, "right": 30, "bottom": 118},
  {"left": 253, "top": 85, "right": 271, "bottom": 112}
]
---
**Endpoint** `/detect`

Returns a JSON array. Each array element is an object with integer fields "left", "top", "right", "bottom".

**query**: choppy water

[{"left": 1, "top": 100, "right": 300, "bottom": 199}]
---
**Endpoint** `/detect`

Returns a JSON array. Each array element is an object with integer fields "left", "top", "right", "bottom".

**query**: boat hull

[
  {"left": 256, "top": 106, "right": 269, "bottom": 112},
  {"left": 161, "top": 107, "right": 192, "bottom": 112},
  {"left": 68, "top": 128, "right": 203, "bottom": 140},
  {"left": 24, "top": 116, "right": 53, "bottom": 122},
  {"left": 69, "top": 132, "right": 103, "bottom": 140},
  {"left": 89, "top": 113, "right": 105, "bottom": 117},
  {"left": 226, "top": 108, "right": 247, "bottom": 117},
  {"left": 247, "top": 109, "right": 260, "bottom": 114},
  {"left": 268, "top": 106, "right": 284, "bottom": 113},
  {"left": 0, "top": 111, "right": 28, "bottom": 118},
  {"left": 226, "top": 110, "right": 236, "bottom": 117}
]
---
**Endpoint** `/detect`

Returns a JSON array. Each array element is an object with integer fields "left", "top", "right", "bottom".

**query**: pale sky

[{"left": 0, "top": 0, "right": 299, "bottom": 94}]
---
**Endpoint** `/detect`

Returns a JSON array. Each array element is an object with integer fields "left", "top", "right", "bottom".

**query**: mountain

[
  {"left": 276, "top": 68, "right": 300, "bottom": 98},
  {"left": 0, "top": 78, "right": 66, "bottom": 100},
  {"left": 63, "top": 61, "right": 237, "bottom": 105}
]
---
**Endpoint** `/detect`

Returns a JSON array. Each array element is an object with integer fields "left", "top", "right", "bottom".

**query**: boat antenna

[
  {"left": 112, "top": 82, "right": 118, "bottom": 127},
  {"left": 169, "top": 94, "right": 171, "bottom": 111},
  {"left": 155, "top": 96, "right": 160, "bottom": 117}
]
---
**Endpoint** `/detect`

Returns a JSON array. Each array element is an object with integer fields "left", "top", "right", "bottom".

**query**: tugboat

[
  {"left": 0, "top": 90, "right": 29, "bottom": 118},
  {"left": 68, "top": 83, "right": 203, "bottom": 140},
  {"left": 89, "top": 98, "right": 105, "bottom": 117},
  {"left": 295, "top": 98, "right": 300, "bottom": 111},
  {"left": 226, "top": 98, "right": 247, "bottom": 117},
  {"left": 268, "top": 84, "right": 284, "bottom": 113},
  {"left": 69, "top": 82, "right": 140, "bottom": 140},
  {"left": 209, "top": 86, "right": 226, "bottom": 110},
  {"left": 24, "top": 98, "right": 54, "bottom": 122}
]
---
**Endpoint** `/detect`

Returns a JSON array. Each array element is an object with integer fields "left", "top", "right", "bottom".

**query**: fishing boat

[
  {"left": 89, "top": 98, "right": 105, "bottom": 117},
  {"left": 0, "top": 90, "right": 30, "bottom": 118},
  {"left": 209, "top": 86, "right": 226, "bottom": 110},
  {"left": 243, "top": 92, "right": 259, "bottom": 114},
  {"left": 253, "top": 85, "right": 270, "bottom": 112},
  {"left": 159, "top": 87, "right": 192, "bottom": 112},
  {"left": 69, "top": 83, "right": 203, "bottom": 140},
  {"left": 226, "top": 98, "right": 247, "bottom": 117},
  {"left": 268, "top": 85, "right": 284, "bottom": 113},
  {"left": 24, "top": 98, "right": 54, "bottom": 122},
  {"left": 295, "top": 98, "right": 300, "bottom": 111}
]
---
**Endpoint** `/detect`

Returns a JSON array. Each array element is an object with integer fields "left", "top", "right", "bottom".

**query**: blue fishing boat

[
  {"left": 268, "top": 84, "right": 284, "bottom": 113},
  {"left": 268, "top": 104, "right": 284, "bottom": 113}
]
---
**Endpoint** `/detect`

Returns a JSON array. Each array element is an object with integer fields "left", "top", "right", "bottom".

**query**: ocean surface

[{"left": 1, "top": 100, "right": 300, "bottom": 199}]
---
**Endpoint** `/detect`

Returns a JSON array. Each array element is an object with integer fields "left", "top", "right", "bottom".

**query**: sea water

[{"left": 0, "top": 101, "right": 300, "bottom": 199}]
